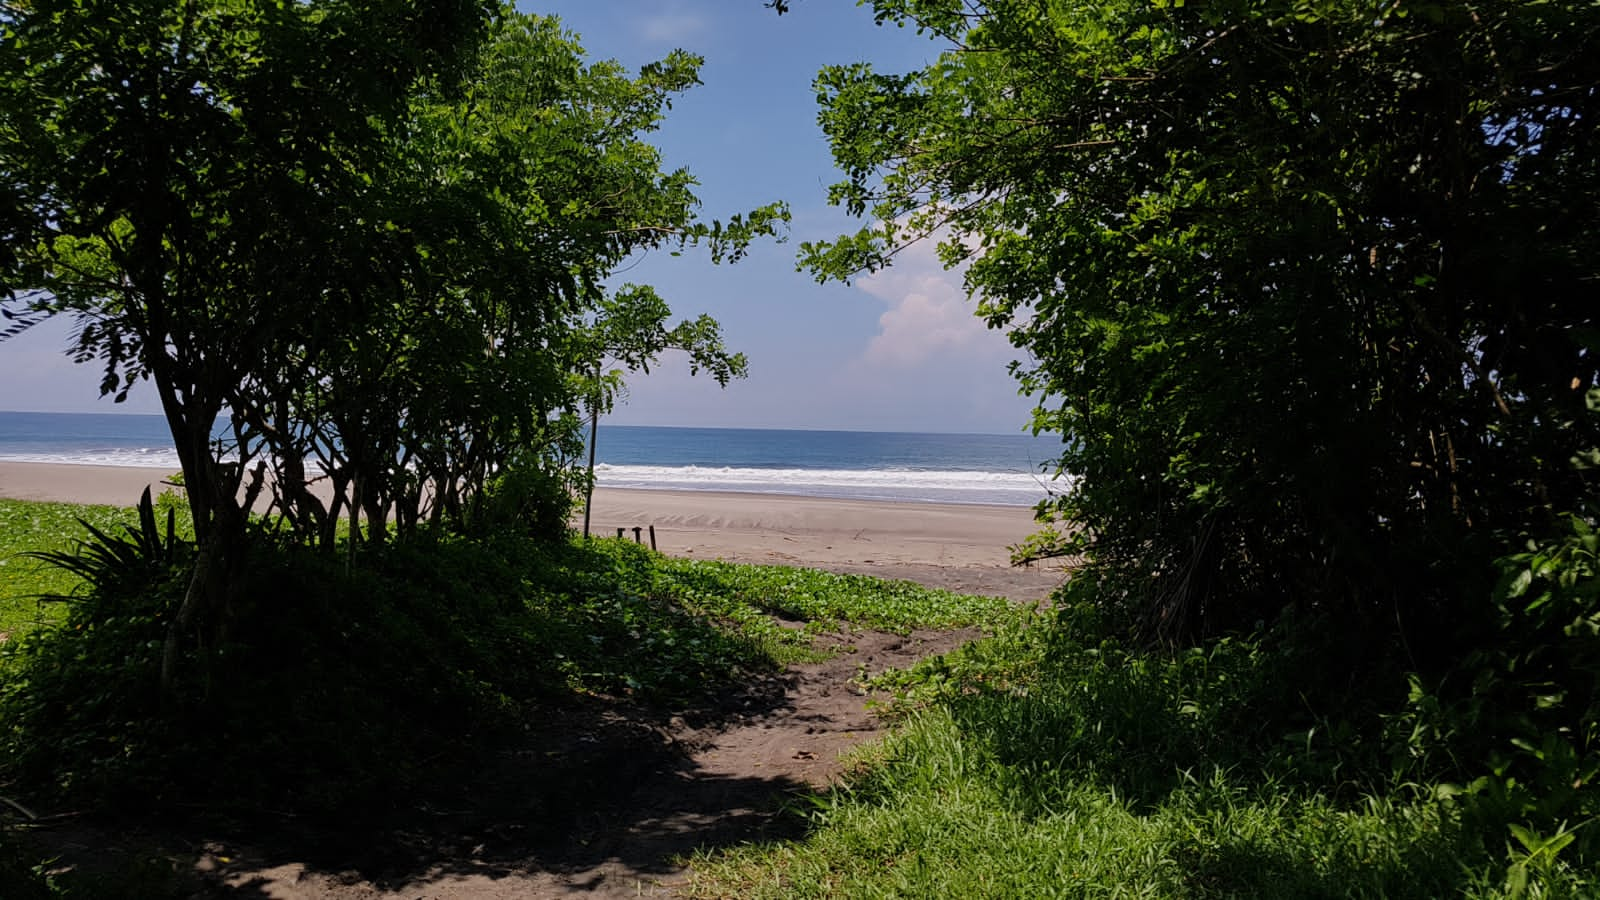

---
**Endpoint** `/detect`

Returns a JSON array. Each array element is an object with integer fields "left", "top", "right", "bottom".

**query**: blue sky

[{"left": 0, "top": 1, "right": 1037, "bottom": 435}]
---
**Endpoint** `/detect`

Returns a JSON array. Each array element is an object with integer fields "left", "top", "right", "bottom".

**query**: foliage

[
  {"left": 0, "top": 511, "right": 1000, "bottom": 820},
  {"left": 1387, "top": 512, "right": 1600, "bottom": 874},
  {"left": 869, "top": 600, "right": 1392, "bottom": 801},
  {"left": 0, "top": 2, "right": 783, "bottom": 686},
  {"left": 689, "top": 614, "right": 1595, "bottom": 899},
  {"left": 0, "top": 0, "right": 501, "bottom": 687},
  {"left": 0, "top": 499, "right": 154, "bottom": 638},
  {"left": 649, "top": 555, "right": 1017, "bottom": 636},
  {"left": 0, "top": 832, "right": 59, "bottom": 900},
  {"left": 794, "top": 7, "right": 1600, "bottom": 888},
  {"left": 253, "top": 14, "right": 777, "bottom": 548},
  {"left": 0, "top": 0, "right": 495, "bottom": 532},
  {"left": 0, "top": 537, "right": 708, "bottom": 814},
  {"left": 22, "top": 488, "right": 188, "bottom": 607},
  {"left": 803, "top": 0, "right": 1600, "bottom": 648}
]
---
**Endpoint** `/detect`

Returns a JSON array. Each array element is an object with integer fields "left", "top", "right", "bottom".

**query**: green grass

[
  {"left": 0, "top": 499, "right": 148, "bottom": 638},
  {"left": 507, "top": 538, "right": 1016, "bottom": 692},
  {"left": 690, "top": 734, "right": 1476, "bottom": 898},
  {"left": 686, "top": 612, "right": 1598, "bottom": 899},
  {"left": 656, "top": 556, "right": 1017, "bottom": 632},
  {"left": 631, "top": 553, "right": 1018, "bottom": 666}
]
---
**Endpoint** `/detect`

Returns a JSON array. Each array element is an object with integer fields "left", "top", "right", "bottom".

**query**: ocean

[{"left": 0, "top": 411, "right": 1064, "bottom": 507}]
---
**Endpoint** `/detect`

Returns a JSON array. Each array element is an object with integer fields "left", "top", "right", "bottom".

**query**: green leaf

[{"left": 1507, "top": 568, "right": 1535, "bottom": 599}]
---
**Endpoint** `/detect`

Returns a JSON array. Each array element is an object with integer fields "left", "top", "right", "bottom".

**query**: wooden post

[
  {"left": 582, "top": 361, "right": 600, "bottom": 540},
  {"left": 648, "top": 525, "right": 657, "bottom": 551},
  {"left": 579, "top": 389, "right": 598, "bottom": 534},
  {"left": 632, "top": 526, "right": 642, "bottom": 544},
  {"left": 616, "top": 527, "right": 625, "bottom": 540}
]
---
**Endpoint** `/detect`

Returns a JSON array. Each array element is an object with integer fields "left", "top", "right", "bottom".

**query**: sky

[{"left": 0, "top": 1, "right": 1038, "bottom": 435}]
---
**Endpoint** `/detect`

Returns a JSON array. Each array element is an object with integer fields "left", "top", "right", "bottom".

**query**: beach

[
  {"left": 0, "top": 460, "right": 179, "bottom": 507},
  {"left": 0, "top": 461, "right": 1067, "bottom": 601}
]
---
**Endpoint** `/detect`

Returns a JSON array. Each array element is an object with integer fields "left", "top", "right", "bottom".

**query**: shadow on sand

[{"left": 182, "top": 669, "right": 812, "bottom": 897}]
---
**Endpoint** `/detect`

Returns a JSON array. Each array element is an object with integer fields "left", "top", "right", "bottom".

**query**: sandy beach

[
  {"left": 0, "top": 461, "right": 1067, "bottom": 600},
  {"left": 0, "top": 461, "right": 180, "bottom": 507}
]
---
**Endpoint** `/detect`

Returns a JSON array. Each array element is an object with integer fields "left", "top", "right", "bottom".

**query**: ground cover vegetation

[
  {"left": 691, "top": 605, "right": 1585, "bottom": 898},
  {"left": 0, "top": 493, "right": 1011, "bottom": 895},
  {"left": 692, "top": 0, "right": 1598, "bottom": 894},
  {"left": 0, "top": 498, "right": 160, "bottom": 637}
]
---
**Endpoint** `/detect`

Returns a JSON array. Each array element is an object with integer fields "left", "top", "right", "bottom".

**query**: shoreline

[{"left": 0, "top": 461, "right": 1067, "bottom": 601}]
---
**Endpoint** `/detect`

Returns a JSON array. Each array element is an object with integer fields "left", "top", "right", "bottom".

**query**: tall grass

[{"left": 694, "top": 724, "right": 1473, "bottom": 898}]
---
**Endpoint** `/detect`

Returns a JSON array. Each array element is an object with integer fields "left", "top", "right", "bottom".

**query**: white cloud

[
  {"left": 638, "top": 10, "right": 710, "bottom": 44},
  {"left": 854, "top": 237, "right": 1010, "bottom": 369}
]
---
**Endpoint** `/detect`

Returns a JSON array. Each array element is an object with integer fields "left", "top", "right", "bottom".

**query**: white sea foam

[
  {"left": 594, "top": 463, "right": 1063, "bottom": 506},
  {"left": 0, "top": 454, "right": 1066, "bottom": 506},
  {"left": 0, "top": 448, "right": 185, "bottom": 469}
]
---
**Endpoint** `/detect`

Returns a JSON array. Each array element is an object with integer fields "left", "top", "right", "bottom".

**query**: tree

[
  {"left": 0, "top": 0, "right": 497, "bottom": 681},
  {"left": 240, "top": 11, "right": 777, "bottom": 546},
  {"left": 0, "top": 2, "right": 784, "bottom": 684},
  {"left": 577, "top": 283, "right": 749, "bottom": 539},
  {"left": 805, "top": 1, "right": 1600, "bottom": 648}
]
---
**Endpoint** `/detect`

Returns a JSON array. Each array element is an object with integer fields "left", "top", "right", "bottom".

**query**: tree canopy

[
  {"left": 805, "top": 0, "right": 1600, "bottom": 649},
  {"left": 0, "top": 0, "right": 784, "bottom": 680}
]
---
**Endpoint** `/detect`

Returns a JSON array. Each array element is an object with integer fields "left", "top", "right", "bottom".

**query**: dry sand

[
  {"left": 0, "top": 460, "right": 180, "bottom": 507},
  {"left": 583, "top": 487, "right": 1066, "bottom": 600},
  {"left": 0, "top": 461, "right": 1067, "bottom": 600}
]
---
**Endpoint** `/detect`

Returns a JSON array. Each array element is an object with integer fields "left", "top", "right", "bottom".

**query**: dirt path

[{"left": 157, "top": 627, "right": 974, "bottom": 899}]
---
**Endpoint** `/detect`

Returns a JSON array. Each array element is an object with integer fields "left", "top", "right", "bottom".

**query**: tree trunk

[{"left": 152, "top": 374, "right": 244, "bottom": 694}]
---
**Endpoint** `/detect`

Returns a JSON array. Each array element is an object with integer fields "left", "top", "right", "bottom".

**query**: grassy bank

[
  {"left": 6, "top": 498, "right": 1593, "bottom": 897},
  {"left": 0, "top": 499, "right": 1013, "bottom": 813},
  {"left": 687, "top": 609, "right": 1596, "bottom": 898}
]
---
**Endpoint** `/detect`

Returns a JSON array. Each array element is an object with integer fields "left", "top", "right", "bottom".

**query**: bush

[
  {"left": 1385, "top": 514, "right": 1600, "bottom": 879},
  {"left": 0, "top": 533, "right": 773, "bottom": 818}
]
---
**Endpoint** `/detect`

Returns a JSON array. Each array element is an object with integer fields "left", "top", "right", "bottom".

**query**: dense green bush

[
  {"left": 0, "top": 830, "right": 58, "bottom": 900},
  {"left": 0, "top": 534, "right": 772, "bottom": 817},
  {"left": 1387, "top": 514, "right": 1600, "bottom": 875}
]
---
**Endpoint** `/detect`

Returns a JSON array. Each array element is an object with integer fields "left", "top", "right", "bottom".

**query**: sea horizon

[{"left": 0, "top": 411, "right": 1065, "bottom": 507}]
